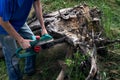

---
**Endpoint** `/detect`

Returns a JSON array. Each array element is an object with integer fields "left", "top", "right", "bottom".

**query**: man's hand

[
  {"left": 0, "top": 17, "right": 32, "bottom": 49},
  {"left": 17, "top": 39, "right": 32, "bottom": 49}
]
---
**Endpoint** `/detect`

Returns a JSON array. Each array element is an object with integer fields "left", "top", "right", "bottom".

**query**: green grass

[
  {"left": 0, "top": 0, "right": 120, "bottom": 80},
  {"left": 0, "top": 59, "right": 8, "bottom": 80},
  {"left": 64, "top": 51, "right": 90, "bottom": 80}
]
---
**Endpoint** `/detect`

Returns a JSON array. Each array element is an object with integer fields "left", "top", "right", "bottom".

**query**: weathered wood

[
  {"left": 45, "top": 4, "right": 101, "bottom": 80},
  {"left": 86, "top": 44, "right": 97, "bottom": 80},
  {"left": 28, "top": 4, "right": 103, "bottom": 79}
]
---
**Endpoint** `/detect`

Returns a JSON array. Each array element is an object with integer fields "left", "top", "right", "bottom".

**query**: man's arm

[
  {"left": 33, "top": 0, "right": 48, "bottom": 35},
  {"left": 0, "top": 17, "right": 31, "bottom": 49}
]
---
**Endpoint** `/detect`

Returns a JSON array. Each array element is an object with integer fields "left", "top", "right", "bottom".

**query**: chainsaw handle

[
  {"left": 30, "top": 40, "right": 37, "bottom": 46},
  {"left": 16, "top": 41, "right": 40, "bottom": 58},
  {"left": 16, "top": 47, "right": 36, "bottom": 58},
  {"left": 15, "top": 36, "right": 40, "bottom": 58}
]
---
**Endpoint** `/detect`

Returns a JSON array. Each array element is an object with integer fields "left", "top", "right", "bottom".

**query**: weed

[{"left": 65, "top": 51, "right": 89, "bottom": 80}]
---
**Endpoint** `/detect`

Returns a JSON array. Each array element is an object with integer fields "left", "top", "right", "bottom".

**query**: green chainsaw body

[{"left": 16, "top": 34, "right": 53, "bottom": 58}]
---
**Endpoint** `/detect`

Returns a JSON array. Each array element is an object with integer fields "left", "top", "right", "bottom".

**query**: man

[{"left": 0, "top": 0, "right": 52, "bottom": 80}]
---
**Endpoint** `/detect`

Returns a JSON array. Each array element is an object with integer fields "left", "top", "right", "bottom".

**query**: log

[
  {"left": 28, "top": 4, "right": 104, "bottom": 79},
  {"left": 47, "top": 4, "right": 101, "bottom": 80}
]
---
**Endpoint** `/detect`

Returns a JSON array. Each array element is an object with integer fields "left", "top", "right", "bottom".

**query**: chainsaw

[{"left": 16, "top": 36, "right": 66, "bottom": 58}]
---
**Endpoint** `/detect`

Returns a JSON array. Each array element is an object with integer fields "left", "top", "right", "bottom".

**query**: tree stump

[{"left": 29, "top": 4, "right": 108, "bottom": 80}]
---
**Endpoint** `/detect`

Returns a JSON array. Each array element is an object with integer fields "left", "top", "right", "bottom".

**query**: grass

[
  {"left": 0, "top": 0, "right": 120, "bottom": 80},
  {"left": 0, "top": 59, "right": 8, "bottom": 80},
  {"left": 64, "top": 51, "right": 90, "bottom": 80}
]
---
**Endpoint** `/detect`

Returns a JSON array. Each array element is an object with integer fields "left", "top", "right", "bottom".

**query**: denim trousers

[{"left": 0, "top": 23, "right": 36, "bottom": 80}]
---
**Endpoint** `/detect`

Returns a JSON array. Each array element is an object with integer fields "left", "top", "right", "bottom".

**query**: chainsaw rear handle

[
  {"left": 16, "top": 48, "right": 36, "bottom": 58},
  {"left": 16, "top": 36, "right": 41, "bottom": 58},
  {"left": 16, "top": 41, "right": 40, "bottom": 58}
]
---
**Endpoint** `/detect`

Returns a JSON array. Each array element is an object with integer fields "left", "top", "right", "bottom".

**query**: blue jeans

[{"left": 0, "top": 23, "right": 36, "bottom": 80}]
